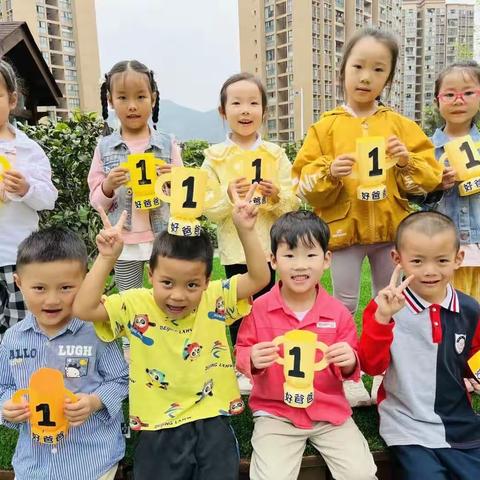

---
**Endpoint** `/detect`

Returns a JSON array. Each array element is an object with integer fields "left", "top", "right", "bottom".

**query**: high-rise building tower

[
  {"left": 400, "top": 0, "right": 475, "bottom": 124},
  {"left": 0, "top": 0, "right": 101, "bottom": 119},
  {"left": 239, "top": 0, "right": 403, "bottom": 142}
]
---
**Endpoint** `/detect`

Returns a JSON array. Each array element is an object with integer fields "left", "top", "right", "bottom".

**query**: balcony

[{"left": 46, "top": 6, "right": 59, "bottom": 22}]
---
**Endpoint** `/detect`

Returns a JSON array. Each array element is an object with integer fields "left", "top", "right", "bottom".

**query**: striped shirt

[
  {"left": 359, "top": 284, "right": 480, "bottom": 449},
  {"left": 0, "top": 313, "right": 128, "bottom": 480}
]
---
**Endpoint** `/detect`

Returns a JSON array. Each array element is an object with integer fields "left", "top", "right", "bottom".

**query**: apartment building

[
  {"left": 0, "top": 0, "right": 100, "bottom": 119},
  {"left": 239, "top": 0, "right": 403, "bottom": 142},
  {"left": 401, "top": 0, "right": 475, "bottom": 124}
]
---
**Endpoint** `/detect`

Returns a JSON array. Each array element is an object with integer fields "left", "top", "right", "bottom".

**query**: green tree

[
  {"left": 181, "top": 139, "right": 210, "bottom": 167},
  {"left": 20, "top": 112, "right": 103, "bottom": 260}
]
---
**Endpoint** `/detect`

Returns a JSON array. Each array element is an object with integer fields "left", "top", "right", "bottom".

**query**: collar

[
  {"left": 402, "top": 283, "right": 459, "bottom": 314},
  {"left": 109, "top": 127, "right": 164, "bottom": 151},
  {"left": 431, "top": 124, "right": 480, "bottom": 148},
  {"left": 342, "top": 102, "right": 379, "bottom": 118},
  {"left": 225, "top": 132, "right": 262, "bottom": 151},
  {"left": 18, "top": 312, "right": 84, "bottom": 337},
  {"left": 266, "top": 282, "right": 336, "bottom": 321}
]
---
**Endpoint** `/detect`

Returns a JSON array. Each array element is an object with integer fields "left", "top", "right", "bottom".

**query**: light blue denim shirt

[
  {"left": 98, "top": 128, "right": 173, "bottom": 233},
  {"left": 432, "top": 124, "right": 480, "bottom": 244},
  {"left": 0, "top": 313, "right": 128, "bottom": 480}
]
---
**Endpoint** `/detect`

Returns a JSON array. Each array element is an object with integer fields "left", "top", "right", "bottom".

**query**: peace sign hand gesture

[
  {"left": 375, "top": 265, "right": 414, "bottom": 325},
  {"left": 96, "top": 210, "right": 127, "bottom": 260},
  {"left": 231, "top": 182, "right": 259, "bottom": 232}
]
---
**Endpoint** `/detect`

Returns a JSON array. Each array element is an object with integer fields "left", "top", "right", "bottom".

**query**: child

[
  {"left": 359, "top": 211, "right": 480, "bottom": 479},
  {"left": 292, "top": 28, "right": 442, "bottom": 316},
  {"left": 88, "top": 60, "right": 183, "bottom": 293},
  {"left": 235, "top": 211, "right": 377, "bottom": 480},
  {"left": 202, "top": 72, "right": 299, "bottom": 345},
  {"left": 72, "top": 184, "right": 270, "bottom": 480},
  {"left": 421, "top": 61, "right": 480, "bottom": 302},
  {"left": 0, "top": 228, "right": 128, "bottom": 480},
  {"left": 0, "top": 59, "right": 57, "bottom": 340}
]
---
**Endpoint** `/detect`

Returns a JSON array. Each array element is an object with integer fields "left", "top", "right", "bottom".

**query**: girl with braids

[{"left": 88, "top": 60, "right": 182, "bottom": 306}]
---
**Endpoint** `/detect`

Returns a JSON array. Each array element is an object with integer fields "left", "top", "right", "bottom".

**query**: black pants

[
  {"left": 224, "top": 263, "right": 276, "bottom": 346},
  {"left": 134, "top": 416, "right": 239, "bottom": 480},
  {"left": 390, "top": 444, "right": 480, "bottom": 480}
]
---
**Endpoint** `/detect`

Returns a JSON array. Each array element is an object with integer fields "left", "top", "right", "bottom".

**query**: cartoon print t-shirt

[{"left": 95, "top": 275, "right": 250, "bottom": 430}]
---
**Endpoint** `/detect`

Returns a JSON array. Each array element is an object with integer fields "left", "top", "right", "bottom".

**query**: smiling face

[
  {"left": 437, "top": 68, "right": 480, "bottom": 133},
  {"left": 392, "top": 229, "right": 463, "bottom": 304},
  {"left": 148, "top": 256, "right": 210, "bottom": 320},
  {"left": 15, "top": 260, "right": 86, "bottom": 336},
  {"left": 220, "top": 79, "right": 264, "bottom": 147},
  {"left": 271, "top": 237, "right": 331, "bottom": 298},
  {"left": 343, "top": 36, "right": 392, "bottom": 113}
]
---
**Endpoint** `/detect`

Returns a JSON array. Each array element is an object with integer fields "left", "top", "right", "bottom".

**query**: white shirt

[{"left": 0, "top": 124, "right": 57, "bottom": 265}]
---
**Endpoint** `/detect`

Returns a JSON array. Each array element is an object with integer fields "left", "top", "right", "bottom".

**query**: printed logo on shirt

[
  {"left": 455, "top": 333, "right": 466, "bottom": 354},
  {"left": 207, "top": 297, "right": 226, "bottom": 321},
  {"left": 57, "top": 345, "right": 93, "bottom": 356},
  {"left": 316, "top": 321, "right": 336, "bottom": 329},
  {"left": 64, "top": 357, "right": 89, "bottom": 377},
  {"left": 9, "top": 348, "right": 37, "bottom": 361}
]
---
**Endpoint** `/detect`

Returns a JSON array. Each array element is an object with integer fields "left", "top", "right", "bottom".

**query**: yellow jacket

[
  {"left": 292, "top": 106, "right": 442, "bottom": 250},
  {"left": 202, "top": 140, "right": 300, "bottom": 265}
]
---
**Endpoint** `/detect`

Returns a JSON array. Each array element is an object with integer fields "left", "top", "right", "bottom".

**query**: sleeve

[
  {"left": 94, "top": 293, "right": 128, "bottom": 343},
  {"left": 234, "top": 309, "right": 262, "bottom": 379},
  {"left": 170, "top": 137, "right": 183, "bottom": 166},
  {"left": 331, "top": 309, "right": 361, "bottom": 382},
  {"left": 358, "top": 299, "right": 395, "bottom": 376},
  {"left": 291, "top": 124, "right": 343, "bottom": 209},
  {"left": 393, "top": 117, "right": 442, "bottom": 195},
  {"left": 10, "top": 141, "right": 57, "bottom": 211},
  {"left": 92, "top": 340, "right": 129, "bottom": 423},
  {"left": 216, "top": 276, "right": 251, "bottom": 326},
  {"left": 264, "top": 149, "right": 300, "bottom": 215},
  {"left": 467, "top": 318, "right": 480, "bottom": 379},
  {"left": 201, "top": 150, "right": 234, "bottom": 223},
  {"left": 87, "top": 145, "right": 115, "bottom": 212},
  {"left": 0, "top": 341, "right": 21, "bottom": 431}
]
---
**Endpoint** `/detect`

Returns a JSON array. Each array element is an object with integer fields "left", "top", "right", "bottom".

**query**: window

[
  {"left": 65, "top": 69, "right": 77, "bottom": 81},
  {"left": 68, "top": 98, "right": 80, "bottom": 109},
  {"left": 64, "top": 55, "right": 76, "bottom": 67},
  {"left": 39, "top": 36, "right": 48, "bottom": 48},
  {"left": 61, "top": 25, "right": 74, "bottom": 39},
  {"left": 38, "top": 21, "right": 47, "bottom": 34},
  {"left": 266, "top": 49, "right": 275, "bottom": 62}
]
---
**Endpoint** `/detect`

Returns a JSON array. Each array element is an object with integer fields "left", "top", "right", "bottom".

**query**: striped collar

[
  {"left": 17, "top": 312, "right": 85, "bottom": 336},
  {"left": 402, "top": 283, "right": 459, "bottom": 314}
]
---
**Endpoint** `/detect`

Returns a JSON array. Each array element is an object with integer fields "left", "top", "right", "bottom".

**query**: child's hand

[
  {"left": 465, "top": 377, "right": 480, "bottom": 394},
  {"left": 440, "top": 167, "right": 457, "bottom": 190},
  {"left": 1, "top": 398, "right": 30, "bottom": 423},
  {"left": 102, "top": 166, "right": 129, "bottom": 197},
  {"left": 375, "top": 264, "right": 414, "bottom": 324},
  {"left": 232, "top": 182, "right": 259, "bottom": 231},
  {"left": 387, "top": 136, "right": 409, "bottom": 167},
  {"left": 259, "top": 180, "right": 279, "bottom": 202},
  {"left": 251, "top": 341, "right": 279, "bottom": 370},
  {"left": 330, "top": 154, "right": 356, "bottom": 178},
  {"left": 64, "top": 393, "right": 101, "bottom": 427},
  {"left": 2, "top": 169, "right": 29, "bottom": 197},
  {"left": 227, "top": 177, "right": 251, "bottom": 201},
  {"left": 156, "top": 164, "right": 172, "bottom": 176},
  {"left": 325, "top": 342, "right": 356, "bottom": 370},
  {"left": 96, "top": 209, "right": 127, "bottom": 260}
]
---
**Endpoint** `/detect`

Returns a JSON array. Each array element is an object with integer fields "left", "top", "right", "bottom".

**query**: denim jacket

[
  {"left": 98, "top": 129, "right": 173, "bottom": 233},
  {"left": 431, "top": 125, "right": 480, "bottom": 244}
]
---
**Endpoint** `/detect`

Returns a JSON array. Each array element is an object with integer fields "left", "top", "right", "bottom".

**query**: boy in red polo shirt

[{"left": 235, "top": 211, "right": 376, "bottom": 480}]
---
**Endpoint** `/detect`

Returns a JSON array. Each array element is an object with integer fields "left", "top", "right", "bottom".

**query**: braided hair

[{"left": 99, "top": 60, "right": 160, "bottom": 136}]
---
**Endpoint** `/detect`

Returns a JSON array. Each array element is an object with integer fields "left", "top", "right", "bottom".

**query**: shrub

[{"left": 20, "top": 112, "right": 103, "bottom": 260}]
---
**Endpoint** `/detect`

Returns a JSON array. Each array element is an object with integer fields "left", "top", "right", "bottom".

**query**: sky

[{"left": 95, "top": 0, "right": 240, "bottom": 112}]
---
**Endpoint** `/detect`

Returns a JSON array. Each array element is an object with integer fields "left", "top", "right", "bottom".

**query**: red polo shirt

[{"left": 235, "top": 282, "right": 361, "bottom": 429}]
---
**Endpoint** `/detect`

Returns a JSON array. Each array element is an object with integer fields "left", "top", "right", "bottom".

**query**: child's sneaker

[
  {"left": 236, "top": 370, "right": 252, "bottom": 395},
  {"left": 370, "top": 374, "right": 384, "bottom": 404},
  {"left": 343, "top": 377, "right": 371, "bottom": 407}
]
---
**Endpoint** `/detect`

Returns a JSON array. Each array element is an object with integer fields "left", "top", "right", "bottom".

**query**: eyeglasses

[{"left": 437, "top": 90, "right": 480, "bottom": 104}]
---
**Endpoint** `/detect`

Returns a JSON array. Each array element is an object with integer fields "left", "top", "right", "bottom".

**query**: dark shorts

[
  {"left": 134, "top": 416, "right": 239, "bottom": 480},
  {"left": 390, "top": 444, "right": 480, "bottom": 480}
]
